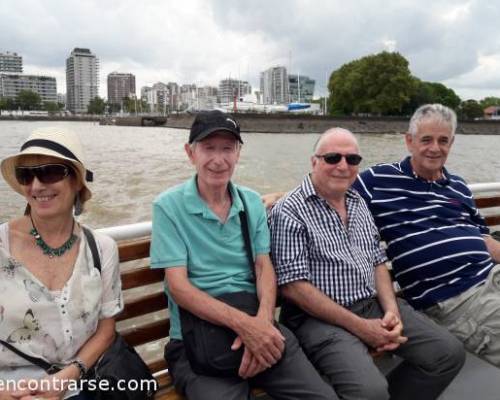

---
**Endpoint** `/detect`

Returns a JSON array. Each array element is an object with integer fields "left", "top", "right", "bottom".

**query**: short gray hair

[{"left": 408, "top": 104, "right": 457, "bottom": 137}]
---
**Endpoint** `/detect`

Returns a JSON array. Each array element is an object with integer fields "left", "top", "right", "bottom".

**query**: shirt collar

[
  {"left": 184, "top": 175, "right": 243, "bottom": 219},
  {"left": 400, "top": 156, "right": 451, "bottom": 185}
]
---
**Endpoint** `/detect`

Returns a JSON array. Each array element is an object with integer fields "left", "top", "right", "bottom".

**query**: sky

[{"left": 2, "top": 0, "right": 500, "bottom": 101}]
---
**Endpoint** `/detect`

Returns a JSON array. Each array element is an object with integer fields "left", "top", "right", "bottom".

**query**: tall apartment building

[
  {"left": 141, "top": 82, "right": 169, "bottom": 114},
  {"left": 0, "top": 74, "right": 57, "bottom": 103},
  {"left": 107, "top": 72, "right": 136, "bottom": 106},
  {"left": 197, "top": 86, "right": 218, "bottom": 110},
  {"left": 218, "top": 78, "right": 252, "bottom": 104},
  {"left": 288, "top": 74, "right": 315, "bottom": 103},
  {"left": 260, "top": 66, "right": 288, "bottom": 105},
  {"left": 167, "top": 82, "right": 179, "bottom": 111},
  {"left": 0, "top": 52, "right": 22, "bottom": 73},
  {"left": 66, "top": 48, "right": 99, "bottom": 114},
  {"left": 179, "top": 84, "right": 197, "bottom": 111}
]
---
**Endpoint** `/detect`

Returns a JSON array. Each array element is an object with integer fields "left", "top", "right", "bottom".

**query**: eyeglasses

[
  {"left": 15, "top": 164, "right": 73, "bottom": 185},
  {"left": 315, "top": 152, "right": 363, "bottom": 166}
]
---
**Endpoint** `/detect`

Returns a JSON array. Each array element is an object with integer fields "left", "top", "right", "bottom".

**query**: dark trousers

[
  {"left": 165, "top": 324, "right": 338, "bottom": 400},
  {"left": 291, "top": 298, "right": 465, "bottom": 400}
]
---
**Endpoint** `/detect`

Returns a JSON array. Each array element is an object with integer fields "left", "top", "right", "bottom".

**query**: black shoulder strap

[
  {"left": 0, "top": 339, "right": 56, "bottom": 372},
  {"left": 83, "top": 226, "right": 101, "bottom": 273},
  {"left": 237, "top": 189, "right": 255, "bottom": 281}
]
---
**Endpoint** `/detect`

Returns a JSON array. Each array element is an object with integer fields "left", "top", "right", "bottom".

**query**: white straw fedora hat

[{"left": 1, "top": 127, "right": 93, "bottom": 204}]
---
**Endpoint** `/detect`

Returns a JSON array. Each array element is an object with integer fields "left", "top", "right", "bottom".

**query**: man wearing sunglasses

[
  {"left": 269, "top": 127, "right": 465, "bottom": 400},
  {"left": 353, "top": 104, "right": 500, "bottom": 367}
]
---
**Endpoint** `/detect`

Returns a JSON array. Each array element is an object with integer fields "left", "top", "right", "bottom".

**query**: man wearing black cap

[{"left": 150, "top": 111, "right": 337, "bottom": 399}]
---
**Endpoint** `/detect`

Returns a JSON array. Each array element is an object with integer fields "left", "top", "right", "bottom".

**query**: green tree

[
  {"left": 87, "top": 96, "right": 106, "bottom": 114},
  {"left": 43, "top": 101, "right": 64, "bottom": 114},
  {"left": 479, "top": 96, "right": 500, "bottom": 109},
  {"left": 424, "top": 82, "right": 461, "bottom": 109},
  {"left": 0, "top": 98, "right": 7, "bottom": 115},
  {"left": 16, "top": 90, "right": 41, "bottom": 111},
  {"left": 457, "top": 99, "right": 483, "bottom": 120},
  {"left": 328, "top": 51, "right": 415, "bottom": 116}
]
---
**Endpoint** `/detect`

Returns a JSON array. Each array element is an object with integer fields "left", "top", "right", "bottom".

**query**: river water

[{"left": 1, "top": 120, "right": 500, "bottom": 228}]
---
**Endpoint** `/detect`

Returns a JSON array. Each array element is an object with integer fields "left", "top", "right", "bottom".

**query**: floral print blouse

[{"left": 0, "top": 223, "right": 123, "bottom": 382}]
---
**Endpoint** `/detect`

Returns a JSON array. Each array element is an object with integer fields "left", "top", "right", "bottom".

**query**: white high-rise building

[
  {"left": 0, "top": 74, "right": 57, "bottom": 103},
  {"left": 0, "top": 52, "right": 23, "bottom": 73},
  {"left": 218, "top": 79, "right": 252, "bottom": 104},
  {"left": 260, "top": 66, "right": 288, "bottom": 105},
  {"left": 66, "top": 48, "right": 99, "bottom": 114}
]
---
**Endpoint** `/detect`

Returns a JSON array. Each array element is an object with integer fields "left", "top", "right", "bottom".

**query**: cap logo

[{"left": 226, "top": 118, "right": 237, "bottom": 128}]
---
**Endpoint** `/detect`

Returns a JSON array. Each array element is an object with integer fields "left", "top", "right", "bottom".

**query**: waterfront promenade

[{"left": 3, "top": 113, "right": 500, "bottom": 134}]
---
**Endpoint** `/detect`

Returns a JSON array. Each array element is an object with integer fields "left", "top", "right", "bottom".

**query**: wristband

[{"left": 70, "top": 358, "right": 88, "bottom": 378}]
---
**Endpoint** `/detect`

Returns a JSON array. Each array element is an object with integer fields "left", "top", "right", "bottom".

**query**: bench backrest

[{"left": 114, "top": 194, "right": 500, "bottom": 388}]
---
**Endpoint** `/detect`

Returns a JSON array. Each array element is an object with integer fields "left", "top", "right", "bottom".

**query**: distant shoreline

[{"left": 2, "top": 114, "right": 500, "bottom": 134}]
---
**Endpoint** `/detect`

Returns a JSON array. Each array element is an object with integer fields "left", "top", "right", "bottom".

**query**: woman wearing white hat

[{"left": 0, "top": 128, "right": 123, "bottom": 400}]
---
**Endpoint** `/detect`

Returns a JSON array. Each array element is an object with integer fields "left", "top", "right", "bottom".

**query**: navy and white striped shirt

[
  {"left": 269, "top": 175, "right": 387, "bottom": 307},
  {"left": 353, "top": 156, "right": 493, "bottom": 310}
]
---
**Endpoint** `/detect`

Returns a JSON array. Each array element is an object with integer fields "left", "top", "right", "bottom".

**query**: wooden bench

[{"left": 114, "top": 193, "right": 500, "bottom": 400}]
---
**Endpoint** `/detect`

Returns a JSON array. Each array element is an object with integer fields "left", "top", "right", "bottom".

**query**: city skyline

[{"left": 2, "top": 0, "right": 500, "bottom": 101}]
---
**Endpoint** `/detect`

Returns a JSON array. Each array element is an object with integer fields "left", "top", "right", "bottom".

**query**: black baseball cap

[{"left": 189, "top": 110, "right": 243, "bottom": 144}]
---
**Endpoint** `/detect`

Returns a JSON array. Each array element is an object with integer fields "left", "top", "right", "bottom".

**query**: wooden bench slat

[
  {"left": 149, "top": 358, "right": 168, "bottom": 374},
  {"left": 485, "top": 215, "right": 500, "bottom": 226},
  {"left": 476, "top": 196, "right": 500, "bottom": 209},
  {"left": 121, "top": 319, "right": 170, "bottom": 347},
  {"left": 117, "top": 292, "right": 168, "bottom": 321},
  {"left": 121, "top": 266, "right": 164, "bottom": 290},
  {"left": 119, "top": 239, "right": 151, "bottom": 262}
]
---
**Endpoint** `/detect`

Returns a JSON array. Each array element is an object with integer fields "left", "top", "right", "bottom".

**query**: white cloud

[{"left": 2, "top": 0, "right": 500, "bottom": 100}]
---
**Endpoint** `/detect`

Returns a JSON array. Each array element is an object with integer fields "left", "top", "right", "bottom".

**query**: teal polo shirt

[{"left": 150, "top": 175, "right": 271, "bottom": 339}]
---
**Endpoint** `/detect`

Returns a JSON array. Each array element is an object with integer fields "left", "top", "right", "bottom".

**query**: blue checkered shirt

[{"left": 269, "top": 175, "right": 388, "bottom": 306}]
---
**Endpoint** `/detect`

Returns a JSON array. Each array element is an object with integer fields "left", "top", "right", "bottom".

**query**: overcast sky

[{"left": 2, "top": 0, "right": 500, "bottom": 101}]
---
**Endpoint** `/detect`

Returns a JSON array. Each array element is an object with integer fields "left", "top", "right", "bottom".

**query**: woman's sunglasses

[
  {"left": 15, "top": 164, "right": 73, "bottom": 185},
  {"left": 315, "top": 152, "right": 363, "bottom": 166}
]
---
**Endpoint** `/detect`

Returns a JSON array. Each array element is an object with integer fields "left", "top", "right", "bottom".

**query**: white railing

[{"left": 96, "top": 182, "right": 500, "bottom": 242}]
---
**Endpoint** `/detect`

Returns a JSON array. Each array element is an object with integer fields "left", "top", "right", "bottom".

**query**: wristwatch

[{"left": 70, "top": 358, "right": 88, "bottom": 378}]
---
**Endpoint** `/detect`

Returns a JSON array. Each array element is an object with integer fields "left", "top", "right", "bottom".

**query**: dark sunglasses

[
  {"left": 315, "top": 152, "right": 363, "bottom": 166},
  {"left": 15, "top": 164, "right": 73, "bottom": 185}
]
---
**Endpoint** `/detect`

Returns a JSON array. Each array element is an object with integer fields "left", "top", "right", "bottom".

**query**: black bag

[
  {"left": 179, "top": 291, "right": 259, "bottom": 377},
  {"left": 86, "top": 333, "right": 156, "bottom": 400},
  {"left": 178, "top": 189, "right": 263, "bottom": 377},
  {"left": 83, "top": 227, "right": 157, "bottom": 400}
]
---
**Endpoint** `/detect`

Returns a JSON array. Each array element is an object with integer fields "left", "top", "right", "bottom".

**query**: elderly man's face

[
  {"left": 311, "top": 132, "right": 360, "bottom": 200},
  {"left": 405, "top": 119, "right": 454, "bottom": 181},
  {"left": 185, "top": 132, "right": 240, "bottom": 191}
]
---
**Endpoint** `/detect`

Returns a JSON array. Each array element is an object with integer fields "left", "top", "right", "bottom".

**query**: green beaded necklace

[{"left": 29, "top": 215, "right": 78, "bottom": 258}]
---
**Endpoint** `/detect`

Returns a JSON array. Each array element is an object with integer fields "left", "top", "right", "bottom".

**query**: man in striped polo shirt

[
  {"left": 269, "top": 128, "right": 464, "bottom": 400},
  {"left": 353, "top": 104, "right": 500, "bottom": 367}
]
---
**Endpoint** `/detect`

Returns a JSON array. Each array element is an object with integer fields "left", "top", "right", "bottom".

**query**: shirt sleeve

[
  {"left": 269, "top": 205, "right": 311, "bottom": 286},
  {"left": 470, "top": 197, "right": 490, "bottom": 235},
  {"left": 96, "top": 233, "right": 124, "bottom": 319},
  {"left": 251, "top": 195, "right": 271, "bottom": 256},
  {"left": 150, "top": 201, "right": 188, "bottom": 269}
]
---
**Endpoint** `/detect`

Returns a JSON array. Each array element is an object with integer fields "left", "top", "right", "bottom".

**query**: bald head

[{"left": 314, "top": 128, "right": 359, "bottom": 154}]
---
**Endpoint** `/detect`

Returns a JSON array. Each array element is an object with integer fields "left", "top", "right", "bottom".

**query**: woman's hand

[
  {"left": 12, "top": 364, "right": 80, "bottom": 400},
  {"left": 0, "top": 391, "right": 18, "bottom": 400}
]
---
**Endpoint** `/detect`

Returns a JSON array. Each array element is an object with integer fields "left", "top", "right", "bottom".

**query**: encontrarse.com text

[{"left": 0, "top": 378, "right": 158, "bottom": 393}]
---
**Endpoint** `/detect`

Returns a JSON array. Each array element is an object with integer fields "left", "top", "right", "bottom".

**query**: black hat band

[{"left": 20, "top": 139, "right": 93, "bottom": 182}]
